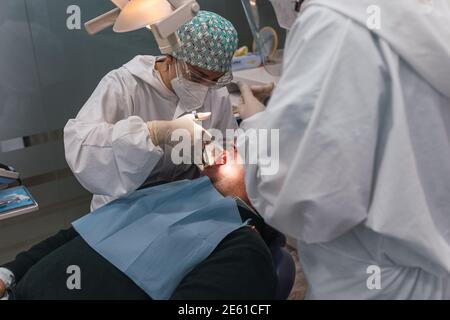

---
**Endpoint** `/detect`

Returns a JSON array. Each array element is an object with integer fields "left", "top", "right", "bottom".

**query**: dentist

[{"left": 64, "top": 11, "right": 239, "bottom": 211}]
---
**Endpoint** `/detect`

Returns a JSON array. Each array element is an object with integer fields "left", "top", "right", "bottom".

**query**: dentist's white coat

[{"left": 240, "top": 0, "right": 450, "bottom": 299}]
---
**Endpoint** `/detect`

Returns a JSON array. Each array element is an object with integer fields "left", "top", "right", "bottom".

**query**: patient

[{"left": 0, "top": 149, "right": 277, "bottom": 300}]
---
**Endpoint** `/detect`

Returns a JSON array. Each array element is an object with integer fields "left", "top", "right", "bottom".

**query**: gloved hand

[
  {"left": 147, "top": 112, "right": 212, "bottom": 148},
  {"left": 248, "top": 82, "right": 275, "bottom": 102},
  {"left": 237, "top": 82, "right": 275, "bottom": 120}
]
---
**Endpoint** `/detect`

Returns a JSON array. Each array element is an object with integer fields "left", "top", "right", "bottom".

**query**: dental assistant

[
  {"left": 64, "top": 11, "right": 239, "bottom": 211},
  {"left": 238, "top": 0, "right": 450, "bottom": 299}
]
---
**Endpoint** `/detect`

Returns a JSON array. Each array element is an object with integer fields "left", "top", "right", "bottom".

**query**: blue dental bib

[{"left": 73, "top": 177, "right": 243, "bottom": 299}]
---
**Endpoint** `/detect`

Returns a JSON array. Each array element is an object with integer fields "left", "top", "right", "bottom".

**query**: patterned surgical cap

[{"left": 172, "top": 11, "right": 239, "bottom": 74}]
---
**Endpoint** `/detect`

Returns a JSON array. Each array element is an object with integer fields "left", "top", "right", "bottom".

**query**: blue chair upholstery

[{"left": 268, "top": 232, "right": 296, "bottom": 300}]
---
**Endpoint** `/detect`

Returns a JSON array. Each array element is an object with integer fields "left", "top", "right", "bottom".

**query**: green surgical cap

[{"left": 172, "top": 11, "right": 239, "bottom": 73}]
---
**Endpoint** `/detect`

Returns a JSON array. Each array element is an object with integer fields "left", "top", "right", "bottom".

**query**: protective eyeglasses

[{"left": 176, "top": 59, "right": 233, "bottom": 89}]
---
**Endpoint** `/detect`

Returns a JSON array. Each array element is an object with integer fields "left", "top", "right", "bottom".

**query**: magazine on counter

[{"left": 0, "top": 186, "right": 38, "bottom": 221}]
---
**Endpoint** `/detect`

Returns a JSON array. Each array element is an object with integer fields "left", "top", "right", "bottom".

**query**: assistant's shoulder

[
  {"left": 292, "top": 4, "right": 377, "bottom": 49},
  {"left": 281, "top": 4, "right": 386, "bottom": 84},
  {"left": 296, "top": 4, "right": 355, "bottom": 35}
]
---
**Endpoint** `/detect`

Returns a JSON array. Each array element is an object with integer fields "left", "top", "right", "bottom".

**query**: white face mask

[{"left": 170, "top": 63, "right": 209, "bottom": 110}]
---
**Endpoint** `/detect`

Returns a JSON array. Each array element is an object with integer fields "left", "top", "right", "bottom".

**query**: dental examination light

[{"left": 84, "top": 0, "right": 200, "bottom": 54}]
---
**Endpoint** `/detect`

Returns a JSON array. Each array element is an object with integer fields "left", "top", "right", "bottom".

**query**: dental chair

[{"left": 260, "top": 225, "right": 296, "bottom": 300}]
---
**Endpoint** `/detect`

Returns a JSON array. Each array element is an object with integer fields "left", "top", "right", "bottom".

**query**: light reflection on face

[
  {"left": 202, "top": 148, "right": 250, "bottom": 205},
  {"left": 203, "top": 148, "right": 240, "bottom": 180}
]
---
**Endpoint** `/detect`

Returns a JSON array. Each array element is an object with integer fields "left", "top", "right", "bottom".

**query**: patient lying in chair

[{"left": 0, "top": 149, "right": 277, "bottom": 300}]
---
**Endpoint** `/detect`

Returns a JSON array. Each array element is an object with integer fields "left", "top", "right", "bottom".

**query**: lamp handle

[{"left": 85, "top": 8, "right": 121, "bottom": 35}]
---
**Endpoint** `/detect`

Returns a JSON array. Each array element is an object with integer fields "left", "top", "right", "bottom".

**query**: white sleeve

[
  {"left": 239, "top": 6, "right": 387, "bottom": 243},
  {"left": 64, "top": 70, "right": 163, "bottom": 198}
]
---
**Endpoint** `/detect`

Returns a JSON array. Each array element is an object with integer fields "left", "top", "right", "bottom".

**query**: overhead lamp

[{"left": 84, "top": 0, "right": 200, "bottom": 53}]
